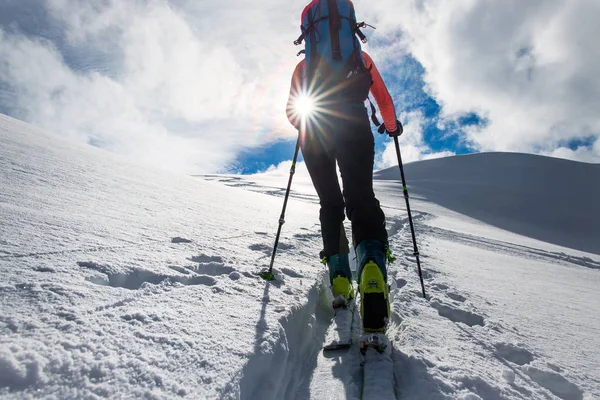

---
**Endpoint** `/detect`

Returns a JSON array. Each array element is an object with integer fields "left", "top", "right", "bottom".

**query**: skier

[{"left": 286, "top": 0, "right": 401, "bottom": 333}]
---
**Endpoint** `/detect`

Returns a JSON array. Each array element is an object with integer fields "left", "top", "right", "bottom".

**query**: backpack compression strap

[{"left": 294, "top": 17, "right": 374, "bottom": 48}]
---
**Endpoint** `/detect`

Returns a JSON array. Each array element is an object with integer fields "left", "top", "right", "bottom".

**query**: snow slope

[
  {"left": 375, "top": 153, "right": 600, "bottom": 255},
  {"left": 1, "top": 113, "right": 599, "bottom": 399}
]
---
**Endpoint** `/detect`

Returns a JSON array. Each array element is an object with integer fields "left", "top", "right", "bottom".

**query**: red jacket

[{"left": 286, "top": 52, "right": 398, "bottom": 132}]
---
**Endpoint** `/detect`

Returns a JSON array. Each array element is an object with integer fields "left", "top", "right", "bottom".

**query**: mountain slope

[
  {"left": 1, "top": 114, "right": 599, "bottom": 399},
  {"left": 0, "top": 114, "right": 327, "bottom": 398},
  {"left": 375, "top": 152, "right": 600, "bottom": 255}
]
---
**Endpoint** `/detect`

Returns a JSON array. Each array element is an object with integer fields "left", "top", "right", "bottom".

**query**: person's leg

[
  {"left": 300, "top": 130, "right": 352, "bottom": 297},
  {"left": 334, "top": 107, "right": 388, "bottom": 258},
  {"left": 334, "top": 106, "right": 390, "bottom": 330},
  {"left": 300, "top": 131, "right": 345, "bottom": 258}
]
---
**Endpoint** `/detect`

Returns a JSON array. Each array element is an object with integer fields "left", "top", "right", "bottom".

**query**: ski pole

[
  {"left": 391, "top": 134, "right": 427, "bottom": 299},
  {"left": 260, "top": 136, "right": 301, "bottom": 281}
]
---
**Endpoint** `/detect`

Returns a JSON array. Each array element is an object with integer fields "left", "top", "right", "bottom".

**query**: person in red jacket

[{"left": 286, "top": 50, "right": 401, "bottom": 332}]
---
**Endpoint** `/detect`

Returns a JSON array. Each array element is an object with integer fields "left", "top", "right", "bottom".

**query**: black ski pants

[{"left": 300, "top": 104, "right": 388, "bottom": 258}]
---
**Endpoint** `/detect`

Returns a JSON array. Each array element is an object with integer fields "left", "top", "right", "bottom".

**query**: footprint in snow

[
  {"left": 78, "top": 261, "right": 217, "bottom": 290},
  {"left": 249, "top": 243, "right": 271, "bottom": 254},
  {"left": 494, "top": 342, "right": 535, "bottom": 366},
  {"left": 446, "top": 292, "right": 467, "bottom": 303},
  {"left": 186, "top": 254, "right": 237, "bottom": 277},
  {"left": 185, "top": 262, "right": 235, "bottom": 276},
  {"left": 249, "top": 242, "right": 294, "bottom": 255},
  {"left": 523, "top": 366, "right": 584, "bottom": 400},
  {"left": 431, "top": 300, "right": 485, "bottom": 327},
  {"left": 430, "top": 283, "right": 449, "bottom": 291},
  {"left": 33, "top": 266, "right": 55, "bottom": 273},
  {"left": 171, "top": 237, "right": 192, "bottom": 244},
  {"left": 293, "top": 232, "right": 320, "bottom": 241},
  {"left": 280, "top": 267, "right": 303, "bottom": 278},
  {"left": 190, "top": 254, "right": 224, "bottom": 264},
  {"left": 394, "top": 278, "right": 408, "bottom": 289}
]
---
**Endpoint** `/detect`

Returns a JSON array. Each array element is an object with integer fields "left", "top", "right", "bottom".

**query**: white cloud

[
  {"left": 376, "top": 110, "right": 455, "bottom": 169},
  {"left": 3, "top": 0, "right": 598, "bottom": 173},
  {"left": 542, "top": 139, "right": 600, "bottom": 163},
  {"left": 358, "top": 0, "right": 600, "bottom": 162},
  {"left": 0, "top": 0, "right": 307, "bottom": 173}
]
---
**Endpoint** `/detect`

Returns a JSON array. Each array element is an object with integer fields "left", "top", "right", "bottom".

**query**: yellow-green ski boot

[
  {"left": 332, "top": 274, "right": 355, "bottom": 308},
  {"left": 359, "top": 261, "right": 390, "bottom": 332},
  {"left": 356, "top": 240, "right": 390, "bottom": 332},
  {"left": 324, "top": 253, "right": 353, "bottom": 308}
]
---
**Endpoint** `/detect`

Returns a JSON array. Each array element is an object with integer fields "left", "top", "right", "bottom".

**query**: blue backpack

[{"left": 294, "top": 0, "right": 373, "bottom": 103}]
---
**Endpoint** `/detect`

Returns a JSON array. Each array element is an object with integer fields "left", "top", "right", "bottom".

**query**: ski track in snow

[
  {"left": 1, "top": 116, "right": 599, "bottom": 399},
  {"left": 234, "top": 177, "right": 596, "bottom": 400}
]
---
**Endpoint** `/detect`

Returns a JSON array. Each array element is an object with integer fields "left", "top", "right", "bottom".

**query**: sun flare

[{"left": 294, "top": 95, "right": 315, "bottom": 118}]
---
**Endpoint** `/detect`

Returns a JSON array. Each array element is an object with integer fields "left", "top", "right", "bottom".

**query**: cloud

[
  {"left": 0, "top": 0, "right": 307, "bottom": 173},
  {"left": 542, "top": 140, "right": 600, "bottom": 164},
  {"left": 359, "top": 0, "right": 600, "bottom": 162},
  {"left": 376, "top": 110, "right": 455, "bottom": 169},
  {"left": 3, "top": 0, "right": 598, "bottom": 174}
]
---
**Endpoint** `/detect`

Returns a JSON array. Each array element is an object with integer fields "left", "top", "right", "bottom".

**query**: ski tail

[
  {"left": 360, "top": 333, "right": 396, "bottom": 399},
  {"left": 323, "top": 298, "right": 355, "bottom": 351}
]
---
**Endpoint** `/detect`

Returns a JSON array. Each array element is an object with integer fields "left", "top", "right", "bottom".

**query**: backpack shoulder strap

[
  {"left": 327, "top": 0, "right": 342, "bottom": 60},
  {"left": 307, "top": 6, "right": 317, "bottom": 66}
]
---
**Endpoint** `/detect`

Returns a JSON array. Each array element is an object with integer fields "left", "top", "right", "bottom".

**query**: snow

[{"left": 1, "top": 112, "right": 599, "bottom": 399}]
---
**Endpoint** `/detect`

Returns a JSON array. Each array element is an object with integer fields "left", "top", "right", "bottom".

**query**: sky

[{"left": 1, "top": 0, "right": 599, "bottom": 174}]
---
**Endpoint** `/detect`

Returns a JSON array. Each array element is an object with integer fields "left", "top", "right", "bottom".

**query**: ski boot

[
  {"left": 324, "top": 253, "right": 354, "bottom": 308},
  {"left": 356, "top": 240, "right": 390, "bottom": 332}
]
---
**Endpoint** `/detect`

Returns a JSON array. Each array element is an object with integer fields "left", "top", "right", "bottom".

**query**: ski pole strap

[
  {"left": 368, "top": 98, "right": 382, "bottom": 128},
  {"left": 368, "top": 98, "right": 389, "bottom": 134}
]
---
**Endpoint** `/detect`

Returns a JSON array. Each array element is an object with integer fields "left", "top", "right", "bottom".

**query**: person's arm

[
  {"left": 363, "top": 52, "right": 398, "bottom": 132},
  {"left": 286, "top": 60, "right": 306, "bottom": 129}
]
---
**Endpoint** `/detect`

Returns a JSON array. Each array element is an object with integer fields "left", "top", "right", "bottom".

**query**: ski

[
  {"left": 323, "top": 297, "right": 355, "bottom": 351},
  {"left": 360, "top": 333, "right": 396, "bottom": 399}
]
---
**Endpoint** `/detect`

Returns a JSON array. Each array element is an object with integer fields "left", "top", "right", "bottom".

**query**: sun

[{"left": 294, "top": 94, "right": 315, "bottom": 118}]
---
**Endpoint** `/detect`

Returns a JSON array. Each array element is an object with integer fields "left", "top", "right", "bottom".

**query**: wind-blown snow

[{"left": 1, "top": 113, "right": 599, "bottom": 399}]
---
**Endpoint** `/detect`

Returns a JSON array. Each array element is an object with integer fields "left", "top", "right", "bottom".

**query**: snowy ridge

[
  {"left": 375, "top": 152, "right": 600, "bottom": 255},
  {"left": 1, "top": 113, "right": 599, "bottom": 399}
]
